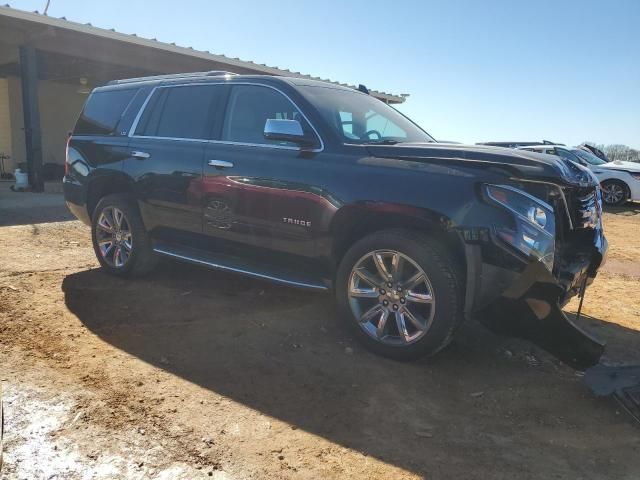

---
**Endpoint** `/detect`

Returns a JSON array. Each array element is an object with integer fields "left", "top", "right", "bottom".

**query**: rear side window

[
  {"left": 74, "top": 88, "right": 137, "bottom": 135},
  {"left": 134, "top": 85, "right": 223, "bottom": 139}
]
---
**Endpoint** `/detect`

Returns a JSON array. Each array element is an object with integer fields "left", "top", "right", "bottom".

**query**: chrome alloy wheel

[
  {"left": 348, "top": 250, "right": 436, "bottom": 345},
  {"left": 95, "top": 207, "right": 133, "bottom": 268},
  {"left": 601, "top": 183, "right": 625, "bottom": 205}
]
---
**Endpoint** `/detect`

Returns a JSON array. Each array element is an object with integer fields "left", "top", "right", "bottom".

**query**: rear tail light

[{"left": 65, "top": 135, "right": 72, "bottom": 176}]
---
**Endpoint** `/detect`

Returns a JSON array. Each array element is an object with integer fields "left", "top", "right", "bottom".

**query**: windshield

[
  {"left": 299, "top": 86, "right": 435, "bottom": 144},
  {"left": 572, "top": 149, "right": 607, "bottom": 166}
]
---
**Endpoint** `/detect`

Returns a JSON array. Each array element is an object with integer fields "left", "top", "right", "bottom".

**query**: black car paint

[{"left": 64, "top": 74, "right": 608, "bottom": 371}]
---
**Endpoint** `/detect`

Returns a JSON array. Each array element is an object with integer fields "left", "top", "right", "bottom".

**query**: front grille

[{"left": 572, "top": 187, "right": 600, "bottom": 229}]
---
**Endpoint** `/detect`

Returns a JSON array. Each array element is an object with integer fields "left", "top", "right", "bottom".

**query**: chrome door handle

[
  {"left": 131, "top": 151, "right": 151, "bottom": 159},
  {"left": 208, "top": 160, "right": 234, "bottom": 169}
]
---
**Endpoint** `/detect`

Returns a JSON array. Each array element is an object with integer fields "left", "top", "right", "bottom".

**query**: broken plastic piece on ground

[
  {"left": 584, "top": 365, "right": 640, "bottom": 425},
  {"left": 477, "top": 259, "right": 605, "bottom": 370},
  {"left": 479, "top": 284, "right": 605, "bottom": 370}
]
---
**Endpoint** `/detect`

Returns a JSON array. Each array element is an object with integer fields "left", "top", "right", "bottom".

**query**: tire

[
  {"left": 601, "top": 180, "right": 629, "bottom": 206},
  {"left": 91, "top": 194, "right": 157, "bottom": 277},
  {"left": 336, "top": 229, "right": 464, "bottom": 361}
]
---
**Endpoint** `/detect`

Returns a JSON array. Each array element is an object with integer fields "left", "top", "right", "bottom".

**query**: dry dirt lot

[{"left": 1, "top": 202, "right": 639, "bottom": 479}]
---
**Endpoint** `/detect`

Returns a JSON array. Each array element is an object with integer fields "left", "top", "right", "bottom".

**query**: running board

[{"left": 152, "top": 241, "right": 330, "bottom": 291}]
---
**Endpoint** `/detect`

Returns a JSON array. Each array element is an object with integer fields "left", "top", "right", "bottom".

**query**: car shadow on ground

[
  {"left": 604, "top": 201, "right": 640, "bottom": 216},
  {"left": 0, "top": 205, "right": 73, "bottom": 226},
  {"left": 0, "top": 184, "right": 73, "bottom": 227},
  {"left": 61, "top": 262, "right": 640, "bottom": 475},
  {"left": 568, "top": 311, "right": 640, "bottom": 365}
]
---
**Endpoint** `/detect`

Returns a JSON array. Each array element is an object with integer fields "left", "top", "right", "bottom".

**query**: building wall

[
  {"left": 0, "top": 78, "right": 12, "bottom": 171},
  {"left": 39, "top": 80, "right": 87, "bottom": 166},
  {"left": 4, "top": 76, "right": 86, "bottom": 172}
]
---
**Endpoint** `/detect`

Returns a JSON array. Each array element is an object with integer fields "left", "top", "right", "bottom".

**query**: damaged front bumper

[
  {"left": 466, "top": 227, "right": 640, "bottom": 423},
  {"left": 476, "top": 259, "right": 606, "bottom": 370}
]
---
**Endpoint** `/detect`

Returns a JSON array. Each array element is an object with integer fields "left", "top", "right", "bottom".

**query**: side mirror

[{"left": 264, "top": 119, "right": 316, "bottom": 147}]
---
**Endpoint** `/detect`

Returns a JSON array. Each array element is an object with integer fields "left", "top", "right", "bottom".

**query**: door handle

[
  {"left": 208, "top": 160, "right": 234, "bottom": 169},
  {"left": 131, "top": 151, "right": 151, "bottom": 159}
]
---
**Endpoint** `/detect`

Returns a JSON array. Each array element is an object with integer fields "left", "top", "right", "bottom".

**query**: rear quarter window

[{"left": 74, "top": 88, "right": 138, "bottom": 135}]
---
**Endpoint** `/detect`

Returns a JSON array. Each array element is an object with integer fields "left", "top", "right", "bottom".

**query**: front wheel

[
  {"left": 601, "top": 180, "right": 628, "bottom": 206},
  {"left": 336, "top": 230, "right": 464, "bottom": 360},
  {"left": 91, "top": 194, "right": 157, "bottom": 277}
]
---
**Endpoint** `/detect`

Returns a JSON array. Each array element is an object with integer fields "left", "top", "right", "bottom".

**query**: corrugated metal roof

[{"left": 0, "top": 4, "right": 407, "bottom": 104}]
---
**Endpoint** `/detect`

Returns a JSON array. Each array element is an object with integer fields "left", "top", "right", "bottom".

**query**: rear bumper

[
  {"left": 467, "top": 230, "right": 609, "bottom": 370},
  {"left": 63, "top": 176, "right": 91, "bottom": 226}
]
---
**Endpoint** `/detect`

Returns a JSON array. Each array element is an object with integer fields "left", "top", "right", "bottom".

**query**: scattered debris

[
  {"left": 584, "top": 365, "right": 640, "bottom": 424},
  {"left": 525, "top": 353, "right": 540, "bottom": 367}
]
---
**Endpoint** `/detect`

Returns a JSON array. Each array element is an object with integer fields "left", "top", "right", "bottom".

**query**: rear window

[{"left": 74, "top": 88, "right": 137, "bottom": 135}]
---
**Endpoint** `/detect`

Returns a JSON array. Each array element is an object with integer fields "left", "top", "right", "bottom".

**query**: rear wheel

[
  {"left": 91, "top": 194, "right": 157, "bottom": 277},
  {"left": 336, "top": 230, "right": 464, "bottom": 360},
  {"left": 601, "top": 180, "right": 628, "bottom": 206}
]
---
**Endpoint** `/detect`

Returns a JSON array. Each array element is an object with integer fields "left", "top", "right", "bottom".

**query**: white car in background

[{"left": 518, "top": 145, "right": 640, "bottom": 206}]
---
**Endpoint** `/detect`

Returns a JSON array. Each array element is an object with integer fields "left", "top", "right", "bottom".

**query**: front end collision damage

[
  {"left": 462, "top": 181, "right": 640, "bottom": 424},
  {"left": 472, "top": 254, "right": 640, "bottom": 423},
  {"left": 476, "top": 260, "right": 605, "bottom": 370}
]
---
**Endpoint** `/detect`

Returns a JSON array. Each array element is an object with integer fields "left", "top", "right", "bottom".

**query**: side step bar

[{"left": 152, "top": 241, "right": 330, "bottom": 291}]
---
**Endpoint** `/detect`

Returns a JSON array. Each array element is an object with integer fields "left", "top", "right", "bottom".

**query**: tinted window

[
  {"left": 135, "top": 85, "right": 222, "bottom": 139},
  {"left": 74, "top": 88, "right": 137, "bottom": 135},
  {"left": 222, "top": 85, "right": 312, "bottom": 146}
]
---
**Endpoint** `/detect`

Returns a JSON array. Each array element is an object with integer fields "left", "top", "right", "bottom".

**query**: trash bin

[{"left": 14, "top": 169, "right": 28, "bottom": 190}]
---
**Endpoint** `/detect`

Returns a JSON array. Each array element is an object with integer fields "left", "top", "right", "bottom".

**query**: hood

[
  {"left": 365, "top": 143, "right": 596, "bottom": 186},
  {"left": 602, "top": 160, "right": 640, "bottom": 173}
]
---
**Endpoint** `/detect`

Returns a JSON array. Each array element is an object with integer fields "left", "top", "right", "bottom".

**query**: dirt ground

[{"left": 1, "top": 201, "right": 639, "bottom": 479}]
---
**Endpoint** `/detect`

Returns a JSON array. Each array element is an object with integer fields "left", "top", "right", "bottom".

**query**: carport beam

[{"left": 19, "top": 46, "right": 44, "bottom": 192}]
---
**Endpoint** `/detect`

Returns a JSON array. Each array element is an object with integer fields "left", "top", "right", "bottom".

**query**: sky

[{"left": 10, "top": 0, "right": 640, "bottom": 148}]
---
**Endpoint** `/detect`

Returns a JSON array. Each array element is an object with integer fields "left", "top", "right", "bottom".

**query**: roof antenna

[
  {"left": 357, "top": 84, "right": 370, "bottom": 95},
  {"left": 43, "top": 0, "right": 51, "bottom": 15}
]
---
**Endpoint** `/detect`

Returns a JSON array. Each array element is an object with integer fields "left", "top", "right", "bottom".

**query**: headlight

[
  {"left": 631, "top": 172, "right": 640, "bottom": 181},
  {"left": 555, "top": 157, "right": 596, "bottom": 186},
  {"left": 485, "top": 184, "right": 556, "bottom": 271}
]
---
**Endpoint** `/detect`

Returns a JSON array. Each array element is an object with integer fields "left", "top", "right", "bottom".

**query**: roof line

[{"left": 0, "top": 5, "right": 406, "bottom": 104}]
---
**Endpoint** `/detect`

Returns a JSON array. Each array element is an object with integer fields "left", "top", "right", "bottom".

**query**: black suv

[{"left": 64, "top": 71, "right": 607, "bottom": 367}]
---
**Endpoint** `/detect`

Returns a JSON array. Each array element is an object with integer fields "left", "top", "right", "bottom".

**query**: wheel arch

[
  {"left": 330, "top": 203, "right": 467, "bottom": 277},
  {"left": 86, "top": 172, "right": 136, "bottom": 219}
]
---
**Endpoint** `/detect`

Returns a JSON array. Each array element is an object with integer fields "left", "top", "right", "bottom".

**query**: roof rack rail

[{"left": 108, "top": 71, "right": 238, "bottom": 85}]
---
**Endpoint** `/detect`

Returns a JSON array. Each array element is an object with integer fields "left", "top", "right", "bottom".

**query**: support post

[{"left": 19, "top": 46, "right": 44, "bottom": 192}]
